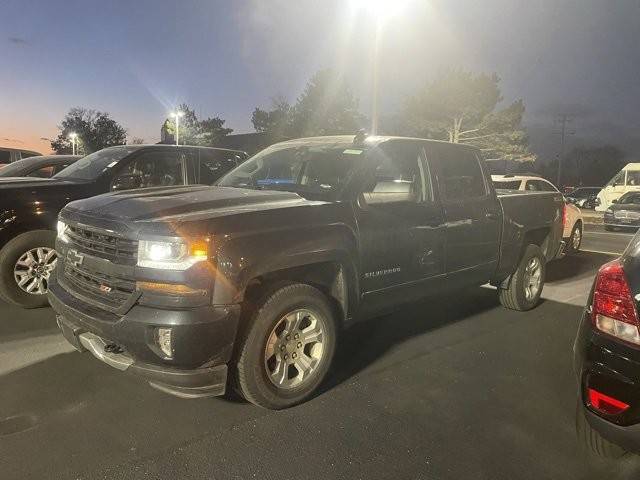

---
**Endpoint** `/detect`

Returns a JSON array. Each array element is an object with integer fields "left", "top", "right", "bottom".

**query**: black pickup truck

[
  {"left": 0, "top": 144, "right": 246, "bottom": 308},
  {"left": 50, "top": 135, "right": 564, "bottom": 409}
]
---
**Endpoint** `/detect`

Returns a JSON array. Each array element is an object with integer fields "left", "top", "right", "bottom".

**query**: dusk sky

[{"left": 2, "top": 0, "right": 639, "bottom": 158}]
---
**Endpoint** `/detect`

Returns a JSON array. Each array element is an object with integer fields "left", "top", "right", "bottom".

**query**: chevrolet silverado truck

[
  {"left": 49, "top": 135, "right": 564, "bottom": 409},
  {"left": 0, "top": 144, "right": 246, "bottom": 308}
]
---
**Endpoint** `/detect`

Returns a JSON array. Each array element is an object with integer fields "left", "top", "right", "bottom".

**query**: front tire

[
  {"left": 498, "top": 244, "right": 546, "bottom": 311},
  {"left": 0, "top": 230, "right": 57, "bottom": 308},
  {"left": 233, "top": 283, "right": 337, "bottom": 409},
  {"left": 567, "top": 223, "right": 583, "bottom": 254}
]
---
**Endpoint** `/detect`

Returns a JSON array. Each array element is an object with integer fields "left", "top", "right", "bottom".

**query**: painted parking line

[
  {"left": 581, "top": 248, "right": 622, "bottom": 256},
  {"left": 583, "top": 231, "right": 635, "bottom": 237}
]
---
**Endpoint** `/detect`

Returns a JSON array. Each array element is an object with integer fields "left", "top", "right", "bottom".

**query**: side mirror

[
  {"left": 612, "top": 199, "right": 618, "bottom": 204},
  {"left": 112, "top": 174, "right": 142, "bottom": 191}
]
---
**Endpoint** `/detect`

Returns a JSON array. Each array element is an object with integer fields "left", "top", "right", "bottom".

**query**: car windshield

[
  {"left": 216, "top": 143, "right": 364, "bottom": 198},
  {"left": 617, "top": 193, "right": 640, "bottom": 205},
  {"left": 0, "top": 158, "right": 34, "bottom": 176},
  {"left": 54, "top": 147, "right": 136, "bottom": 181},
  {"left": 492, "top": 180, "right": 521, "bottom": 190}
]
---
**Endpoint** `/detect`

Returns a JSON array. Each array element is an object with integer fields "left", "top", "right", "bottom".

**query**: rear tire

[
  {"left": 567, "top": 223, "right": 582, "bottom": 254},
  {"left": 498, "top": 244, "right": 545, "bottom": 311},
  {"left": 232, "top": 283, "right": 337, "bottom": 409},
  {"left": 0, "top": 230, "right": 57, "bottom": 308},
  {"left": 576, "top": 401, "right": 627, "bottom": 459}
]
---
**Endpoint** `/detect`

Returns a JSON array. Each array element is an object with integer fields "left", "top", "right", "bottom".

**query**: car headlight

[
  {"left": 606, "top": 208, "right": 613, "bottom": 213},
  {"left": 137, "top": 239, "right": 209, "bottom": 270},
  {"left": 57, "top": 220, "right": 69, "bottom": 243}
]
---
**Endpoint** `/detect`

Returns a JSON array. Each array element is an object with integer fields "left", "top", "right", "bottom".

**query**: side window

[
  {"left": 28, "top": 165, "right": 55, "bottom": 178},
  {"left": 363, "top": 142, "right": 424, "bottom": 204},
  {"left": 113, "top": 151, "right": 184, "bottom": 190},
  {"left": 198, "top": 151, "right": 239, "bottom": 184},
  {"left": 435, "top": 147, "right": 486, "bottom": 200},
  {"left": 525, "top": 181, "right": 538, "bottom": 191},
  {"left": 608, "top": 171, "right": 625, "bottom": 187},
  {"left": 541, "top": 180, "right": 558, "bottom": 192},
  {"left": 53, "top": 163, "right": 72, "bottom": 175},
  {"left": 0, "top": 151, "right": 10, "bottom": 165},
  {"left": 627, "top": 171, "right": 640, "bottom": 186}
]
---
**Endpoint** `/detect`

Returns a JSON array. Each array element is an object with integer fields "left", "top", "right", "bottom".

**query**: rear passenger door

[{"left": 429, "top": 145, "right": 501, "bottom": 286}]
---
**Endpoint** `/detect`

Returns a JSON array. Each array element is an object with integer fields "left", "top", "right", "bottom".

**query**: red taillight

[
  {"left": 588, "top": 387, "right": 630, "bottom": 415},
  {"left": 592, "top": 260, "right": 640, "bottom": 345}
]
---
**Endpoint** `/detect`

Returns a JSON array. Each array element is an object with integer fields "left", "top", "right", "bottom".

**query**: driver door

[{"left": 110, "top": 149, "right": 187, "bottom": 191}]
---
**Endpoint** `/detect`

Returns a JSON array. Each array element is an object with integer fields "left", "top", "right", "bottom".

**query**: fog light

[{"left": 156, "top": 328, "right": 173, "bottom": 358}]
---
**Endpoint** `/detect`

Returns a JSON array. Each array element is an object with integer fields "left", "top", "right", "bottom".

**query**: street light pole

[
  {"left": 371, "top": 20, "right": 382, "bottom": 135},
  {"left": 68, "top": 132, "right": 78, "bottom": 155},
  {"left": 171, "top": 111, "right": 184, "bottom": 146}
]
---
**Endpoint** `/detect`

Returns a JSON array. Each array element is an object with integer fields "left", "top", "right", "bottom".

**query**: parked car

[
  {"left": 0, "top": 154, "right": 80, "bottom": 178},
  {"left": 574, "top": 230, "right": 640, "bottom": 457},
  {"left": 566, "top": 187, "right": 601, "bottom": 209},
  {"left": 596, "top": 163, "right": 640, "bottom": 212},
  {"left": 50, "top": 135, "right": 564, "bottom": 409},
  {"left": 492, "top": 175, "right": 583, "bottom": 255},
  {"left": 603, "top": 192, "right": 640, "bottom": 231},
  {"left": 0, "top": 147, "right": 41, "bottom": 167},
  {"left": 0, "top": 144, "right": 247, "bottom": 308}
]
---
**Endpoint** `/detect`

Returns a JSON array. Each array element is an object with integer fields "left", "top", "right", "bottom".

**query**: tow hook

[{"left": 104, "top": 343, "right": 125, "bottom": 354}]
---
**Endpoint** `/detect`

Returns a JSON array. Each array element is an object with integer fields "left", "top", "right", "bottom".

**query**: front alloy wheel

[
  {"left": 234, "top": 283, "right": 337, "bottom": 409},
  {"left": 14, "top": 247, "right": 57, "bottom": 295}
]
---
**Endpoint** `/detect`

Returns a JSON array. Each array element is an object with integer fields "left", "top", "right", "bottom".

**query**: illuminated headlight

[
  {"left": 156, "top": 327, "right": 173, "bottom": 358},
  {"left": 57, "top": 220, "right": 69, "bottom": 243},
  {"left": 137, "top": 239, "right": 209, "bottom": 270}
]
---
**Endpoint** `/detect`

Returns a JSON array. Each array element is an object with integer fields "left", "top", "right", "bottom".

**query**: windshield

[
  {"left": 492, "top": 180, "right": 521, "bottom": 190},
  {"left": 54, "top": 147, "right": 136, "bottom": 181},
  {"left": 0, "top": 158, "right": 34, "bottom": 176},
  {"left": 216, "top": 143, "right": 364, "bottom": 198},
  {"left": 617, "top": 192, "right": 640, "bottom": 205}
]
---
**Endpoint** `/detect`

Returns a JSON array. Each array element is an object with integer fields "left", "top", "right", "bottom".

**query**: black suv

[{"left": 0, "top": 144, "right": 246, "bottom": 308}]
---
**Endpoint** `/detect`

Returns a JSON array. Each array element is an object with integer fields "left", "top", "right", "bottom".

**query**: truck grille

[
  {"left": 66, "top": 224, "right": 138, "bottom": 264},
  {"left": 62, "top": 262, "right": 136, "bottom": 313}
]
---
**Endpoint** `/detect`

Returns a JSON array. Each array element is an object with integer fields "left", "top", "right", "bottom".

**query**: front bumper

[{"left": 49, "top": 277, "right": 240, "bottom": 398}]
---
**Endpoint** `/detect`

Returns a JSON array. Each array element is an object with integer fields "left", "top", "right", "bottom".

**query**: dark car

[
  {"left": 49, "top": 135, "right": 564, "bottom": 409},
  {"left": 574, "top": 230, "right": 640, "bottom": 457},
  {"left": 566, "top": 187, "right": 601, "bottom": 209},
  {"left": 0, "top": 144, "right": 247, "bottom": 308},
  {"left": 603, "top": 192, "right": 640, "bottom": 231},
  {"left": 0, "top": 154, "right": 80, "bottom": 178}
]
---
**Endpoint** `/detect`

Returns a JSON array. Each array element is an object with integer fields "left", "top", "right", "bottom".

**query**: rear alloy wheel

[
  {"left": 233, "top": 283, "right": 337, "bottom": 409},
  {"left": 567, "top": 223, "right": 582, "bottom": 254},
  {"left": 498, "top": 244, "right": 546, "bottom": 311},
  {"left": 0, "top": 230, "right": 57, "bottom": 308}
]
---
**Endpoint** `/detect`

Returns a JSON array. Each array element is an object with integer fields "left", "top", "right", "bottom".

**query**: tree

[
  {"left": 161, "top": 104, "right": 232, "bottom": 146},
  {"left": 251, "top": 69, "right": 365, "bottom": 138},
  {"left": 402, "top": 69, "right": 535, "bottom": 162},
  {"left": 543, "top": 145, "right": 626, "bottom": 186},
  {"left": 51, "top": 108, "right": 127, "bottom": 154}
]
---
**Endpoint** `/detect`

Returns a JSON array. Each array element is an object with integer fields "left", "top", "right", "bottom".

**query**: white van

[{"left": 596, "top": 163, "right": 640, "bottom": 211}]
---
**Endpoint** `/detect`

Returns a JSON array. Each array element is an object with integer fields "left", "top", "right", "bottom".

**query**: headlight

[
  {"left": 606, "top": 208, "right": 613, "bottom": 213},
  {"left": 137, "top": 239, "right": 209, "bottom": 270},
  {"left": 57, "top": 220, "right": 69, "bottom": 243}
]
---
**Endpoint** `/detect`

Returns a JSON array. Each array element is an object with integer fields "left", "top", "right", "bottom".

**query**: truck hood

[
  {"left": 0, "top": 177, "right": 86, "bottom": 191},
  {"left": 64, "top": 185, "right": 320, "bottom": 222}
]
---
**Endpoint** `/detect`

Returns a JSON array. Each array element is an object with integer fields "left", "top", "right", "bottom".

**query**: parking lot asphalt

[
  {"left": 2, "top": 232, "right": 640, "bottom": 479},
  {"left": 582, "top": 224, "right": 637, "bottom": 256}
]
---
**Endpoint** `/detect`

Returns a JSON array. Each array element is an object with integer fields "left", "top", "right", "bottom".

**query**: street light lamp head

[
  {"left": 170, "top": 111, "right": 185, "bottom": 118},
  {"left": 68, "top": 132, "right": 78, "bottom": 139}
]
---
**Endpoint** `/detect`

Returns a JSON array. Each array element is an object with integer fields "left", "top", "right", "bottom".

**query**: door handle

[{"left": 485, "top": 212, "right": 499, "bottom": 220}]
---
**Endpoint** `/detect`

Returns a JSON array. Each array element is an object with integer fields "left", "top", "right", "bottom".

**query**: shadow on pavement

[{"left": 546, "top": 251, "right": 614, "bottom": 284}]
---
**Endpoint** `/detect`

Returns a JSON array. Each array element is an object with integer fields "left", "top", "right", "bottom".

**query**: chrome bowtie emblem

[{"left": 66, "top": 249, "right": 84, "bottom": 267}]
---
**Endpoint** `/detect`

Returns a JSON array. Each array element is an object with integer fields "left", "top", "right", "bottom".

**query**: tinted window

[
  {"left": 114, "top": 151, "right": 184, "bottom": 189},
  {"left": 525, "top": 180, "right": 556, "bottom": 192},
  {"left": 55, "top": 147, "right": 137, "bottom": 180},
  {"left": 28, "top": 166, "right": 55, "bottom": 178},
  {"left": 53, "top": 163, "right": 73, "bottom": 175},
  {"left": 363, "top": 142, "right": 425, "bottom": 203},
  {"left": 198, "top": 150, "right": 239, "bottom": 184},
  {"left": 493, "top": 180, "right": 522, "bottom": 190},
  {"left": 618, "top": 193, "right": 640, "bottom": 205},
  {"left": 435, "top": 147, "right": 486, "bottom": 200}
]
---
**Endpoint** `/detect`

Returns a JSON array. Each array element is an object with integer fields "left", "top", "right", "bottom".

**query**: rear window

[
  {"left": 493, "top": 180, "right": 521, "bottom": 190},
  {"left": 435, "top": 147, "right": 486, "bottom": 200}
]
